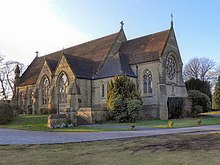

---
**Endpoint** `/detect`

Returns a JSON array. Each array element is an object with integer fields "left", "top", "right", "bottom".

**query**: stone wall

[{"left": 47, "top": 114, "right": 70, "bottom": 128}]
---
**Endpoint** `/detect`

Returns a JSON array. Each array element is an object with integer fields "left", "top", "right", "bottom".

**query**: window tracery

[
  {"left": 42, "top": 76, "right": 50, "bottom": 105},
  {"left": 166, "top": 56, "right": 176, "bottom": 80},
  {"left": 58, "top": 72, "right": 69, "bottom": 104},
  {"left": 143, "top": 69, "right": 152, "bottom": 94}
]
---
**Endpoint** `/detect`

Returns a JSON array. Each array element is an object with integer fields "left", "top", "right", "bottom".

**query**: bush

[
  {"left": 107, "top": 75, "right": 142, "bottom": 122},
  {"left": 50, "top": 108, "right": 57, "bottom": 114},
  {"left": 40, "top": 108, "right": 49, "bottom": 114},
  {"left": 185, "top": 78, "right": 212, "bottom": 100},
  {"left": 28, "top": 105, "right": 33, "bottom": 114},
  {"left": 168, "top": 97, "right": 184, "bottom": 119},
  {"left": 40, "top": 108, "right": 57, "bottom": 114},
  {"left": 168, "top": 121, "right": 174, "bottom": 128},
  {"left": 197, "top": 119, "right": 202, "bottom": 125},
  {"left": 213, "top": 75, "right": 220, "bottom": 110},
  {"left": 188, "top": 90, "right": 211, "bottom": 115},
  {"left": 0, "top": 103, "right": 14, "bottom": 124},
  {"left": 113, "top": 97, "right": 142, "bottom": 122}
]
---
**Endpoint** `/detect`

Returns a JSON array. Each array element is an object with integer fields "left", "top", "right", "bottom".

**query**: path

[{"left": 1, "top": 125, "right": 220, "bottom": 145}]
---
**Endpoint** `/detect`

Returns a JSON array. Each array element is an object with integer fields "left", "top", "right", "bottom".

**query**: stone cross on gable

[
  {"left": 171, "top": 13, "right": 174, "bottom": 27},
  {"left": 120, "top": 21, "right": 124, "bottom": 29},
  {"left": 35, "top": 51, "right": 39, "bottom": 57}
]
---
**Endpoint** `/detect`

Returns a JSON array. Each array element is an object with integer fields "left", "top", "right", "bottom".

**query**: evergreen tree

[
  {"left": 213, "top": 75, "right": 220, "bottom": 110},
  {"left": 107, "top": 75, "right": 142, "bottom": 122},
  {"left": 185, "top": 77, "right": 212, "bottom": 100}
]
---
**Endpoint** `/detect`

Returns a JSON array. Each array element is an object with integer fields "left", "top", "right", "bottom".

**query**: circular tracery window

[{"left": 166, "top": 56, "right": 176, "bottom": 80}]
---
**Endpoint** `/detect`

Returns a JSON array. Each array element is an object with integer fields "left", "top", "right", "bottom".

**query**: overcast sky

[{"left": 1, "top": 0, "right": 220, "bottom": 66}]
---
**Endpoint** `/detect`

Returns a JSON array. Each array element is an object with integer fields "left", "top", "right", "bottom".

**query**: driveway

[{"left": 1, "top": 125, "right": 220, "bottom": 145}]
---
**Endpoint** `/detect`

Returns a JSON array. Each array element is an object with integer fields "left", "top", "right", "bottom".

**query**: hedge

[{"left": 0, "top": 103, "right": 14, "bottom": 124}]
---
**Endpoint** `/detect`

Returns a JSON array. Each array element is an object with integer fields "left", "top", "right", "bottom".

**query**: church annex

[{"left": 14, "top": 22, "right": 187, "bottom": 122}]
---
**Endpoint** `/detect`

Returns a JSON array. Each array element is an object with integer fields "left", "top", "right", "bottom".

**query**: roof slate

[
  {"left": 64, "top": 54, "right": 96, "bottom": 79},
  {"left": 45, "top": 58, "right": 58, "bottom": 72},
  {"left": 94, "top": 53, "right": 136, "bottom": 79},
  {"left": 119, "top": 29, "right": 170, "bottom": 64},
  {"left": 18, "top": 32, "right": 119, "bottom": 86},
  {"left": 18, "top": 28, "right": 171, "bottom": 86}
]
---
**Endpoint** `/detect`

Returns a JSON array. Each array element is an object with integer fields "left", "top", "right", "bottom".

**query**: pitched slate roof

[
  {"left": 18, "top": 28, "right": 172, "bottom": 86},
  {"left": 119, "top": 29, "right": 170, "bottom": 65},
  {"left": 18, "top": 32, "right": 120, "bottom": 86},
  {"left": 64, "top": 54, "right": 96, "bottom": 79},
  {"left": 45, "top": 58, "right": 58, "bottom": 72},
  {"left": 94, "top": 53, "right": 136, "bottom": 79}
]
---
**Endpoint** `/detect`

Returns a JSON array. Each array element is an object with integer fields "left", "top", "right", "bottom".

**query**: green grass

[
  {"left": 106, "top": 116, "right": 220, "bottom": 128},
  {"left": 1, "top": 134, "right": 220, "bottom": 165},
  {"left": 202, "top": 111, "right": 220, "bottom": 114},
  {"left": 0, "top": 115, "right": 128, "bottom": 132},
  {"left": 1, "top": 114, "right": 220, "bottom": 132}
]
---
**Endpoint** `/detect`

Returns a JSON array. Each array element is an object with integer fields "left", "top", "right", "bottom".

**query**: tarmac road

[{"left": 1, "top": 125, "right": 220, "bottom": 145}]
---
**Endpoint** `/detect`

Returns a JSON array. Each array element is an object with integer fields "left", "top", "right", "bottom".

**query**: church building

[{"left": 14, "top": 21, "right": 187, "bottom": 122}]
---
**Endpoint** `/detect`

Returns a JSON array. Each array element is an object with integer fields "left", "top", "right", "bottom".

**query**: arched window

[
  {"left": 101, "top": 83, "right": 105, "bottom": 98},
  {"left": 29, "top": 90, "right": 34, "bottom": 105},
  {"left": 19, "top": 92, "right": 24, "bottom": 110},
  {"left": 41, "top": 76, "right": 50, "bottom": 105},
  {"left": 166, "top": 55, "right": 176, "bottom": 80},
  {"left": 58, "top": 72, "right": 69, "bottom": 104},
  {"left": 143, "top": 69, "right": 152, "bottom": 94}
]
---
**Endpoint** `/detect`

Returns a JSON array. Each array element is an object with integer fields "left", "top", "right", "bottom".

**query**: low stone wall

[
  {"left": 47, "top": 114, "right": 73, "bottom": 128},
  {"left": 77, "top": 107, "right": 93, "bottom": 124}
]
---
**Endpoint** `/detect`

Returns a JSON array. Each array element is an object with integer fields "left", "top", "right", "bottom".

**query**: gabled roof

[
  {"left": 94, "top": 53, "right": 136, "bottom": 79},
  {"left": 119, "top": 29, "right": 170, "bottom": 65},
  {"left": 18, "top": 31, "right": 120, "bottom": 86},
  {"left": 45, "top": 58, "right": 58, "bottom": 72},
  {"left": 64, "top": 54, "right": 96, "bottom": 79},
  {"left": 18, "top": 57, "right": 44, "bottom": 86},
  {"left": 18, "top": 27, "right": 173, "bottom": 86}
]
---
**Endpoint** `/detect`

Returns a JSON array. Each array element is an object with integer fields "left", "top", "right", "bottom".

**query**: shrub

[
  {"left": 0, "top": 103, "right": 14, "bottom": 124},
  {"left": 50, "top": 108, "right": 57, "bottom": 114},
  {"left": 197, "top": 119, "right": 202, "bottom": 125},
  {"left": 40, "top": 108, "right": 49, "bottom": 114},
  {"left": 191, "top": 105, "right": 203, "bottom": 117},
  {"left": 168, "top": 97, "right": 184, "bottom": 119},
  {"left": 28, "top": 105, "right": 33, "bottom": 114},
  {"left": 188, "top": 90, "right": 211, "bottom": 115},
  {"left": 113, "top": 97, "right": 142, "bottom": 122},
  {"left": 107, "top": 75, "right": 142, "bottom": 122},
  {"left": 11, "top": 106, "right": 20, "bottom": 117},
  {"left": 185, "top": 78, "right": 212, "bottom": 100},
  {"left": 213, "top": 75, "right": 220, "bottom": 110},
  {"left": 40, "top": 108, "right": 57, "bottom": 114},
  {"left": 168, "top": 121, "right": 174, "bottom": 128}
]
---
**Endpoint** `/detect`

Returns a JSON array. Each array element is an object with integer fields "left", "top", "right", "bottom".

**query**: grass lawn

[
  {"left": 0, "top": 115, "right": 127, "bottom": 132},
  {"left": 1, "top": 114, "right": 220, "bottom": 132},
  {"left": 0, "top": 133, "right": 220, "bottom": 165},
  {"left": 202, "top": 111, "right": 220, "bottom": 115}
]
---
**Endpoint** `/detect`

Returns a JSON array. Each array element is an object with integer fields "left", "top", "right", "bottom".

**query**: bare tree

[
  {"left": 183, "top": 57, "right": 215, "bottom": 81},
  {"left": 0, "top": 54, "right": 24, "bottom": 100}
]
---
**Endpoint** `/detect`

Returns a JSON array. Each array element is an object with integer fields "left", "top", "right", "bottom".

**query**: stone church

[{"left": 14, "top": 21, "right": 187, "bottom": 123}]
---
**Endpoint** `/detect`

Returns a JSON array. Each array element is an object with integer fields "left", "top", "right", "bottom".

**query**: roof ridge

[
  {"left": 39, "top": 31, "right": 119, "bottom": 58},
  {"left": 126, "top": 29, "right": 170, "bottom": 43},
  {"left": 118, "top": 53, "right": 124, "bottom": 74},
  {"left": 94, "top": 28, "right": 126, "bottom": 76},
  {"left": 44, "top": 58, "right": 58, "bottom": 62},
  {"left": 64, "top": 53, "right": 95, "bottom": 63}
]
